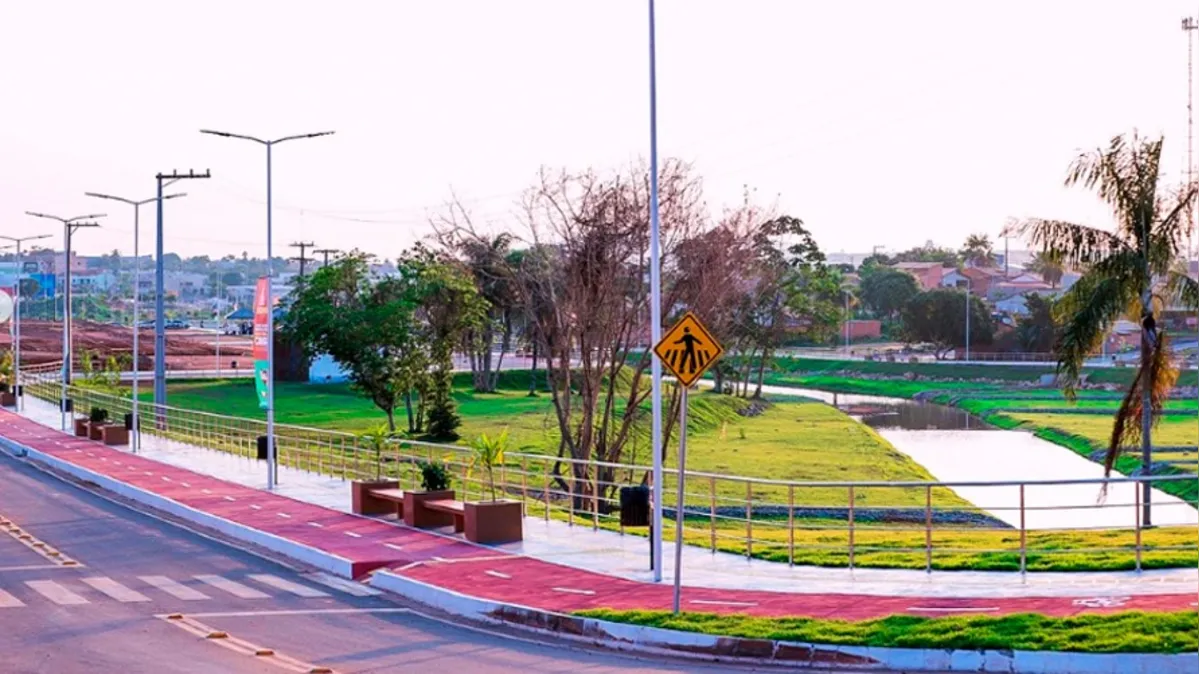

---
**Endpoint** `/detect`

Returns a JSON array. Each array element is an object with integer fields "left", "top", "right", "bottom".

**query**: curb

[
  {"left": 0, "top": 434, "right": 357, "bottom": 578},
  {"left": 368, "top": 569, "right": 1197, "bottom": 674}
]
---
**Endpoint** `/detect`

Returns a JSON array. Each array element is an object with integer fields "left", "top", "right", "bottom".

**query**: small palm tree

[
  {"left": 1025, "top": 250, "right": 1065, "bottom": 288},
  {"left": 358, "top": 424, "right": 394, "bottom": 481},
  {"left": 960, "top": 234, "right": 996, "bottom": 268},
  {"left": 1005, "top": 132, "right": 1198, "bottom": 526},
  {"left": 468, "top": 429, "right": 509, "bottom": 501}
]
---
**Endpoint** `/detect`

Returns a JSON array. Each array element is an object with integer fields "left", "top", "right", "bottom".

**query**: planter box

[
  {"left": 352, "top": 480, "right": 400, "bottom": 515},
  {"left": 465, "top": 500, "right": 523, "bottom": 544},
  {"left": 74, "top": 418, "right": 90, "bottom": 437},
  {"left": 0, "top": 391, "right": 15, "bottom": 407},
  {"left": 88, "top": 422, "right": 107, "bottom": 441},
  {"left": 100, "top": 425, "right": 129, "bottom": 446},
  {"left": 404, "top": 490, "right": 456, "bottom": 528}
]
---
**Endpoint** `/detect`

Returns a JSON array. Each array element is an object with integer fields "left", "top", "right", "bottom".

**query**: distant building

[
  {"left": 940, "top": 269, "right": 969, "bottom": 288},
  {"left": 892, "top": 262, "right": 947, "bottom": 290},
  {"left": 69, "top": 271, "right": 115, "bottom": 294}
]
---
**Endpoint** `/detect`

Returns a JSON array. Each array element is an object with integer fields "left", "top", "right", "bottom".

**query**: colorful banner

[{"left": 252, "top": 277, "right": 270, "bottom": 410}]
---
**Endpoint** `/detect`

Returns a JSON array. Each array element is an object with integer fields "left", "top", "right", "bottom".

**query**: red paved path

[{"left": 1, "top": 410, "right": 1194, "bottom": 620}]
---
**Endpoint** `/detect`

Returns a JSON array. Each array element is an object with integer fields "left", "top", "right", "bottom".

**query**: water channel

[{"left": 757, "top": 384, "right": 1198, "bottom": 530}]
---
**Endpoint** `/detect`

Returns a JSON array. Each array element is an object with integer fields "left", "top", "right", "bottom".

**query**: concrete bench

[
  {"left": 424, "top": 499, "right": 465, "bottom": 533},
  {"left": 351, "top": 481, "right": 404, "bottom": 516}
]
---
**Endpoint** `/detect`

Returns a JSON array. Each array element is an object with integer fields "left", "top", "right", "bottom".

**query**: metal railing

[{"left": 18, "top": 364, "right": 1199, "bottom": 573}]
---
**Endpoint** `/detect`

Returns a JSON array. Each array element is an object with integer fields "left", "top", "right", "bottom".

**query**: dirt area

[{"left": 0, "top": 320, "right": 253, "bottom": 370}]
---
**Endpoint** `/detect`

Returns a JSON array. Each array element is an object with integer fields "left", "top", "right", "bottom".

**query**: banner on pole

[{"left": 252, "top": 277, "right": 270, "bottom": 410}]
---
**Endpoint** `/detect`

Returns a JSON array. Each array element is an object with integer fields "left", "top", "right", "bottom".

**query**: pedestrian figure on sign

[{"left": 674, "top": 327, "right": 703, "bottom": 375}]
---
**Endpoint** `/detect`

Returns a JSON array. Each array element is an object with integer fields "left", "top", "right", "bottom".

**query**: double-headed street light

[
  {"left": 85, "top": 190, "right": 187, "bottom": 452},
  {"left": 200, "top": 128, "right": 334, "bottom": 490},
  {"left": 0, "top": 234, "right": 52, "bottom": 412},
  {"left": 24, "top": 212, "right": 105, "bottom": 429}
]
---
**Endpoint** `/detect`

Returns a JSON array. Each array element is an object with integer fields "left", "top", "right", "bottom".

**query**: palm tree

[
  {"left": 1005, "top": 133, "right": 1197, "bottom": 526},
  {"left": 960, "top": 233, "right": 996, "bottom": 268},
  {"left": 1024, "top": 250, "right": 1065, "bottom": 288}
]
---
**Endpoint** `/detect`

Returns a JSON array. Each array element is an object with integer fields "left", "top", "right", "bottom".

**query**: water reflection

[{"left": 759, "top": 385, "right": 983, "bottom": 430}]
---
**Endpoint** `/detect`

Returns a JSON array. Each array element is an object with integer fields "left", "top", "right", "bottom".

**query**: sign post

[{"left": 653, "top": 311, "right": 723, "bottom": 614}]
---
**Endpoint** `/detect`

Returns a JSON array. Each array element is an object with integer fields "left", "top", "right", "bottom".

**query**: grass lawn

[
  {"left": 771, "top": 357, "right": 1199, "bottom": 387},
  {"left": 1005, "top": 413, "right": 1199, "bottom": 453},
  {"left": 576, "top": 609, "right": 1199, "bottom": 654}
]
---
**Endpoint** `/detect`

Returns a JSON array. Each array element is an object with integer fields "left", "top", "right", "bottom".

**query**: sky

[{"left": 1, "top": 1, "right": 1196, "bottom": 259}]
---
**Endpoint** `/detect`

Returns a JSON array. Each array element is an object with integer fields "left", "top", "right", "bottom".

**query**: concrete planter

[
  {"left": 99, "top": 425, "right": 129, "bottom": 446},
  {"left": 87, "top": 422, "right": 106, "bottom": 441},
  {"left": 74, "top": 418, "right": 90, "bottom": 437},
  {"left": 403, "top": 490, "right": 456, "bottom": 528},
  {"left": 0, "top": 391, "right": 16, "bottom": 407},
  {"left": 351, "top": 480, "right": 400, "bottom": 515},
  {"left": 465, "top": 500, "right": 523, "bottom": 544}
]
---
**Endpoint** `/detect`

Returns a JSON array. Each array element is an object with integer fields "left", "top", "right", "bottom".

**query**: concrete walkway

[{"left": 11, "top": 395, "right": 1199, "bottom": 603}]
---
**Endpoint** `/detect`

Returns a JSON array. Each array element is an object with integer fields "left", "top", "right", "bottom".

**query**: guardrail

[{"left": 18, "top": 365, "right": 1199, "bottom": 573}]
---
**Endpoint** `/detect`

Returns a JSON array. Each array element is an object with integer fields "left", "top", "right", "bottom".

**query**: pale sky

[{"left": 1, "top": 1, "right": 1195, "bottom": 259}]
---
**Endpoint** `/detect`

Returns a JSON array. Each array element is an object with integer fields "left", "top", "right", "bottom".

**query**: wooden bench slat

[
  {"left": 425, "top": 499, "right": 465, "bottom": 514},
  {"left": 368, "top": 488, "right": 406, "bottom": 502}
]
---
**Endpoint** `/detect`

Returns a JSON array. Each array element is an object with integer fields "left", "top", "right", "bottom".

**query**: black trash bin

[
  {"left": 124, "top": 412, "right": 135, "bottom": 430},
  {"left": 61, "top": 398, "right": 73, "bottom": 413},
  {"left": 620, "top": 485, "right": 651, "bottom": 527},
  {"left": 256, "top": 435, "right": 275, "bottom": 461}
]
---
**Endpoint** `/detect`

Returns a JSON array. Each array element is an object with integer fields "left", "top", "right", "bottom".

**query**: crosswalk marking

[
  {"left": 305, "top": 572, "right": 382, "bottom": 597},
  {"left": 248, "top": 574, "right": 329, "bottom": 598},
  {"left": 0, "top": 588, "right": 25, "bottom": 608},
  {"left": 195, "top": 575, "right": 269, "bottom": 599},
  {"left": 140, "top": 575, "right": 210, "bottom": 601},
  {"left": 26, "top": 580, "right": 89, "bottom": 605},
  {"left": 81, "top": 577, "right": 151, "bottom": 603}
]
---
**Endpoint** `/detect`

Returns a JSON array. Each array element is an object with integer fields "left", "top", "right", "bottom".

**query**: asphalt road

[{"left": 0, "top": 451, "right": 895, "bottom": 674}]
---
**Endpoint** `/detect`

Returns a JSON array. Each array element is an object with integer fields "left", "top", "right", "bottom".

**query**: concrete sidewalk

[{"left": 14, "top": 394, "right": 1199, "bottom": 600}]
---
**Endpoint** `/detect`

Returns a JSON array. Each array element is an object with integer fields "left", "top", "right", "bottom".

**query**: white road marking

[
  {"left": 223, "top": 496, "right": 236, "bottom": 502},
  {"left": 143, "top": 471, "right": 153, "bottom": 476},
  {"left": 277, "top": 512, "right": 291, "bottom": 518},
  {"left": 305, "top": 572, "right": 382, "bottom": 597},
  {"left": 247, "top": 574, "right": 329, "bottom": 598},
  {"left": 484, "top": 570, "right": 511, "bottom": 580},
  {"left": 195, "top": 575, "right": 269, "bottom": 599},
  {"left": 307, "top": 522, "right": 324, "bottom": 528},
  {"left": 180, "top": 482, "right": 190, "bottom": 488},
  {"left": 161, "top": 476, "right": 172, "bottom": 482},
  {"left": 249, "top": 505, "right": 262, "bottom": 510},
  {"left": 551, "top": 587, "right": 596, "bottom": 596},
  {"left": 344, "top": 531, "right": 362, "bottom": 538},
  {"left": 0, "top": 588, "right": 25, "bottom": 608},
  {"left": 202, "top": 489, "right": 212, "bottom": 494},
  {"left": 0, "top": 564, "right": 71, "bottom": 572},
  {"left": 26, "top": 580, "right": 89, "bottom": 605},
  {"left": 82, "top": 577, "right": 151, "bottom": 603},
  {"left": 383, "top": 543, "right": 403, "bottom": 551},
  {"left": 908, "top": 606, "right": 999, "bottom": 613},
  {"left": 689, "top": 599, "right": 758, "bottom": 607},
  {"left": 163, "top": 608, "right": 410, "bottom": 619},
  {"left": 140, "top": 575, "right": 211, "bottom": 600}
]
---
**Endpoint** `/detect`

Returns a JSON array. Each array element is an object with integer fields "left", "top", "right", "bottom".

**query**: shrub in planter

[
  {"left": 403, "top": 458, "right": 456, "bottom": 529},
  {"left": 464, "top": 429, "right": 522, "bottom": 543},
  {"left": 89, "top": 407, "right": 110, "bottom": 424},
  {"left": 418, "top": 460, "right": 451, "bottom": 492}
]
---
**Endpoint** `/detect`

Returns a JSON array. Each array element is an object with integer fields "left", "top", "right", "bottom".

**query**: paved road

[{"left": 0, "top": 451, "right": 884, "bottom": 674}]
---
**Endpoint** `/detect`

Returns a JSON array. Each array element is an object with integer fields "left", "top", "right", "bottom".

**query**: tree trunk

[
  {"left": 753, "top": 349, "right": 768, "bottom": 398},
  {"left": 404, "top": 391, "right": 415, "bottom": 433},
  {"left": 528, "top": 341, "right": 539, "bottom": 396},
  {"left": 385, "top": 407, "right": 396, "bottom": 433},
  {"left": 1139, "top": 310, "right": 1153, "bottom": 527}
]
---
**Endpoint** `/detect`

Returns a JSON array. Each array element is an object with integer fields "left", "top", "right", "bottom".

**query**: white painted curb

[
  {"left": 0, "top": 434, "right": 356, "bottom": 578},
  {"left": 369, "top": 569, "right": 1197, "bottom": 674}
]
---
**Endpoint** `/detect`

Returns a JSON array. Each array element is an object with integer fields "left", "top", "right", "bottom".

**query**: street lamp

[
  {"left": 85, "top": 190, "right": 186, "bottom": 452},
  {"left": 647, "top": 0, "right": 665, "bottom": 584},
  {"left": 965, "top": 278, "right": 972, "bottom": 362},
  {"left": 200, "top": 128, "right": 334, "bottom": 490},
  {"left": 0, "top": 234, "right": 52, "bottom": 412},
  {"left": 25, "top": 212, "right": 104, "bottom": 429}
]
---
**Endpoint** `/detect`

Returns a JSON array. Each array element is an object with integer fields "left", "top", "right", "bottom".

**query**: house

[
  {"left": 892, "top": 262, "right": 947, "bottom": 290},
  {"left": 164, "top": 272, "right": 209, "bottom": 301},
  {"left": 940, "top": 269, "right": 969, "bottom": 288},
  {"left": 69, "top": 270, "right": 115, "bottom": 294},
  {"left": 961, "top": 267, "right": 1005, "bottom": 296}
]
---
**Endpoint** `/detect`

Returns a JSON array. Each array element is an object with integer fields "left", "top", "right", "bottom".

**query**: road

[{"left": 0, "top": 451, "right": 888, "bottom": 673}]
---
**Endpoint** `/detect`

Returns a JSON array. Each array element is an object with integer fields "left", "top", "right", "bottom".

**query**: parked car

[{"left": 164, "top": 319, "right": 189, "bottom": 330}]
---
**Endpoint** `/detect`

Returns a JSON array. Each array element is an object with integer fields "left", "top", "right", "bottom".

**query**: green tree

[
  {"left": 859, "top": 268, "right": 920, "bottom": 319},
  {"left": 282, "top": 252, "right": 421, "bottom": 432},
  {"left": 960, "top": 233, "right": 996, "bottom": 267},
  {"left": 1005, "top": 132, "right": 1198, "bottom": 525},
  {"left": 891, "top": 241, "right": 959, "bottom": 266},
  {"left": 900, "top": 288, "right": 993, "bottom": 359},
  {"left": 1024, "top": 250, "right": 1065, "bottom": 288},
  {"left": 1015, "top": 293, "right": 1059, "bottom": 353}
]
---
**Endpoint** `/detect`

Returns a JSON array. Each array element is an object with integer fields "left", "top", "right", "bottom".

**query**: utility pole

[
  {"left": 314, "top": 248, "right": 339, "bottom": 267},
  {"left": 154, "top": 170, "right": 210, "bottom": 420},
  {"left": 1184, "top": 16, "right": 1197, "bottom": 266},
  {"left": 288, "top": 241, "right": 315, "bottom": 278}
]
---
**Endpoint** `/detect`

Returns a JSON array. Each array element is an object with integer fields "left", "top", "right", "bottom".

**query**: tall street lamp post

[
  {"left": 647, "top": 0, "right": 665, "bottom": 581},
  {"left": 200, "top": 129, "right": 334, "bottom": 489},
  {"left": 0, "top": 234, "right": 52, "bottom": 412},
  {"left": 25, "top": 212, "right": 104, "bottom": 429},
  {"left": 85, "top": 190, "right": 186, "bottom": 452}
]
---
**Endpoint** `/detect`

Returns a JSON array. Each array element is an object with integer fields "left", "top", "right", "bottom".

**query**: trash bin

[
  {"left": 256, "top": 435, "right": 275, "bottom": 461},
  {"left": 124, "top": 412, "right": 135, "bottom": 430},
  {"left": 620, "top": 485, "right": 651, "bottom": 527},
  {"left": 61, "top": 398, "right": 73, "bottom": 413}
]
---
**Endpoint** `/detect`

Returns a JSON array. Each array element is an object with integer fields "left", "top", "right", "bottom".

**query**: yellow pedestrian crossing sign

[{"left": 654, "top": 312, "right": 723, "bottom": 387}]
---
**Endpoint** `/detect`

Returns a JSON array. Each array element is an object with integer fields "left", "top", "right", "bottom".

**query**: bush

[
  {"left": 89, "top": 407, "right": 109, "bottom": 424},
  {"left": 417, "top": 460, "right": 451, "bottom": 492},
  {"left": 425, "top": 371, "right": 461, "bottom": 440}
]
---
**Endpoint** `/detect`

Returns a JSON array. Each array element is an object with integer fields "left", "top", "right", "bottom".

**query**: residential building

[
  {"left": 164, "top": 271, "right": 209, "bottom": 300},
  {"left": 961, "top": 267, "right": 1005, "bottom": 297},
  {"left": 940, "top": 269, "right": 969, "bottom": 288},
  {"left": 69, "top": 270, "right": 115, "bottom": 294},
  {"left": 892, "top": 262, "right": 947, "bottom": 290}
]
